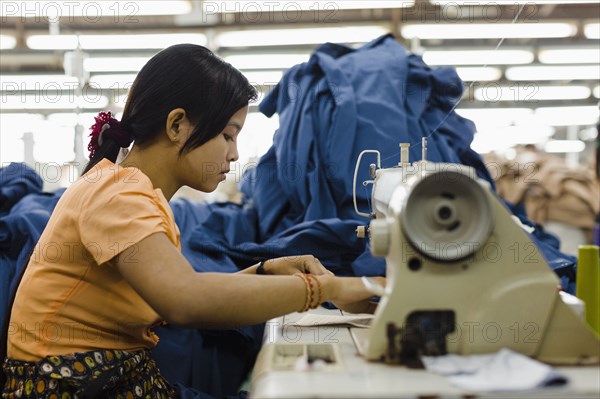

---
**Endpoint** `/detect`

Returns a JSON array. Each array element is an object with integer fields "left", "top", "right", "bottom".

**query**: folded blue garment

[
  {"left": 248, "top": 34, "right": 494, "bottom": 241},
  {"left": 0, "top": 163, "right": 60, "bottom": 330},
  {"left": 0, "top": 162, "right": 43, "bottom": 217}
]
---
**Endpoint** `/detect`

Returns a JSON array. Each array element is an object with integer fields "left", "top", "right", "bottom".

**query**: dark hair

[{"left": 82, "top": 44, "right": 257, "bottom": 174}]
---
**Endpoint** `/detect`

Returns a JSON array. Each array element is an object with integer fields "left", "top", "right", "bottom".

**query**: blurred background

[{"left": 0, "top": 0, "right": 598, "bottom": 199}]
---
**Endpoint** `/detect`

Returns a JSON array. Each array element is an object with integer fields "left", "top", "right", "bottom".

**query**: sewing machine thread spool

[
  {"left": 576, "top": 245, "right": 600, "bottom": 335},
  {"left": 399, "top": 143, "right": 410, "bottom": 167}
]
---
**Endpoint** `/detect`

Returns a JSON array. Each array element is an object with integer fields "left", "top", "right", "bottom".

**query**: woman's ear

[{"left": 165, "top": 108, "right": 188, "bottom": 143}]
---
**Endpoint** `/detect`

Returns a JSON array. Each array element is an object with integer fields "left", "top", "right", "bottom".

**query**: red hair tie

[{"left": 88, "top": 111, "right": 132, "bottom": 159}]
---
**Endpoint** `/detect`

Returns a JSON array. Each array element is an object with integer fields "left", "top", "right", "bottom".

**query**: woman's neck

[{"left": 119, "top": 144, "right": 181, "bottom": 200}]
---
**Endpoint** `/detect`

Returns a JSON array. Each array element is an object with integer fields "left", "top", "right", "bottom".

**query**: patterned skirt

[{"left": 2, "top": 349, "right": 177, "bottom": 398}]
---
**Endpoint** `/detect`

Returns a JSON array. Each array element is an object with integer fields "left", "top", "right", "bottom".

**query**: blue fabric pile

[
  {"left": 0, "top": 34, "right": 576, "bottom": 397},
  {"left": 0, "top": 162, "right": 55, "bottom": 332},
  {"left": 193, "top": 34, "right": 576, "bottom": 282}
]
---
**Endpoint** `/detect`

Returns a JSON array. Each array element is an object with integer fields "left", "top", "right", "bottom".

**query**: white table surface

[{"left": 250, "top": 308, "right": 600, "bottom": 399}]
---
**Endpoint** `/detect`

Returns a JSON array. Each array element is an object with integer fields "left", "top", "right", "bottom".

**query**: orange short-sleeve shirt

[{"left": 7, "top": 159, "right": 181, "bottom": 361}]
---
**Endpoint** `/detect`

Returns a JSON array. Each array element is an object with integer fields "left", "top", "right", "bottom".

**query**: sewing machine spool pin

[{"left": 399, "top": 143, "right": 410, "bottom": 167}]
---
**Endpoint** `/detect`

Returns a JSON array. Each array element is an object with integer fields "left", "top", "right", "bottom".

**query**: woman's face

[{"left": 178, "top": 105, "right": 248, "bottom": 192}]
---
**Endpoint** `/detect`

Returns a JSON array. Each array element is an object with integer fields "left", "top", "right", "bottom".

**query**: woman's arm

[{"left": 115, "top": 232, "right": 376, "bottom": 329}]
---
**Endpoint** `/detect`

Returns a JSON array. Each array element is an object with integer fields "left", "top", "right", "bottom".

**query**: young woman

[{"left": 2, "top": 44, "right": 380, "bottom": 398}]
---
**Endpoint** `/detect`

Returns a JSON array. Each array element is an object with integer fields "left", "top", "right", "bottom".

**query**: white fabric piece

[
  {"left": 511, "top": 214, "right": 536, "bottom": 234},
  {"left": 422, "top": 348, "right": 567, "bottom": 391},
  {"left": 291, "top": 313, "right": 373, "bottom": 328}
]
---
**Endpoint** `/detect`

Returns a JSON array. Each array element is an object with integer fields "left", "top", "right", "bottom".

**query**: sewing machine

[
  {"left": 250, "top": 142, "right": 600, "bottom": 398},
  {"left": 353, "top": 141, "right": 599, "bottom": 365}
]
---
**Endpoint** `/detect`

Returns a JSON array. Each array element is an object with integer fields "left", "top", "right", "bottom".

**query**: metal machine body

[{"left": 353, "top": 143, "right": 600, "bottom": 366}]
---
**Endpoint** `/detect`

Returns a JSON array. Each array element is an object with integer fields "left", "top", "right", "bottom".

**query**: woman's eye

[{"left": 223, "top": 134, "right": 234, "bottom": 142}]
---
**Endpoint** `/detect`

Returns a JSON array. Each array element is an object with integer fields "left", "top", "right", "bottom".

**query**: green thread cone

[{"left": 576, "top": 245, "right": 600, "bottom": 335}]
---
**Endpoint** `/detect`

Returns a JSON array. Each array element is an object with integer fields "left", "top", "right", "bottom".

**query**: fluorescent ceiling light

[
  {"left": 433, "top": 0, "right": 599, "bottom": 4},
  {"left": 217, "top": 26, "right": 388, "bottom": 47},
  {"left": 213, "top": 1, "right": 413, "bottom": 12},
  {"left": 2, "top": 94, "right": 109, "bottom": 110},
  {"left": 584, "top": 23, "right": 600, "bottom": 39},
  {"left": 241, "top": 71, "right": 284, "bottom": 85},
  {"left": 506, "top": 65, "right": 600, "bottom": 81},
  {"left": 535, "top": 106, "right": 599, "bottom": 126},
  {"left": 424, "top": 49, "right": 533, "bottom": 66},
  {"left": 0, "top": 113, "right": 44, "bottom": 123},
  {"left": 84, "top": 57, "right": 150, "bottom": 72},
  {"left": 544, "top": 140, "right": 586, "bottom": 153},
  {"left": 0, "top": 34, "right": 16, "bottom": 49},
  {"left": 1, "top": 75, "right": 80, "bottom": 90},
  {"left": 26, "top": 35, "right": 77, "bottom": 50},
  {"left": 539, "top": 48, "right": 600, "bottom": 64},
  {"left": 472, "top": 125, "right": 555, "bottom": 154},
  {"left": 579, "top": 127, "right": 598, "bottom": 141},
  {"left": 47, "top": 113, "right": 98, "bottom": 126},
  {"left": 455, "top": 67, "right": 502, "bottom": 82},
  {"left": 224, "top": 53, "right": 310, "bottom": 69},
  {"left": 89, "top": 74, "right": 137, "bottom": 89},
  {"left": 456, "top": 108, "right": 534, "bottom": 127},
  {"left": 594, "top": 86, "right": 600, "bottom": 99},
  {"left": 401, "top": 23, "right": 576, "bottom": 40},
  {"left": 0, "top": 1, "right": 191, "bottom": 17},
  {"left": 474, "top": 85, "right": 591, "bottom": 102},
  {"left": 27, "top": 33, "right": 206, "bottom": 50}
]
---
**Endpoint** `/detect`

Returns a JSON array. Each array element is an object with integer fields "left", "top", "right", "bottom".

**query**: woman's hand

[
  {"left": 321, "top": 275, "right": 385, "bottom": 314},
  {"left": 259, "top": 255, "right": 334, "bottom": 276}
]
